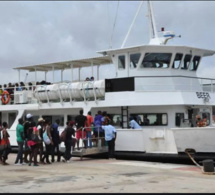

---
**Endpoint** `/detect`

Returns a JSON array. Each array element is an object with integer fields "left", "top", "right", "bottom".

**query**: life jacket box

[{"left": 14, "top": 91, "right": 28, "bottom": 104}]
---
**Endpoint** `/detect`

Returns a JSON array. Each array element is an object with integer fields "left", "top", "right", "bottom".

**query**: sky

[{"left": 0, "top": 1, "right": 215, "bottom": 84}]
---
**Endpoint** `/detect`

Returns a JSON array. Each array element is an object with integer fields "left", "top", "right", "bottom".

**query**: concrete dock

[{"left": 0, "top": 153, "right": 215, "bottom": 193}]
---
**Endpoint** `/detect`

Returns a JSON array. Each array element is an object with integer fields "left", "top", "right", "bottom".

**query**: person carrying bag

[
  {"left": 41, "top": 119, "right": 53, "bottom": 164},
  {"left": 28, "top": 127, "right": 41, "bottom": 166},
  {"left": 0, "top": 122, "right": 11, "bottom": 165}
]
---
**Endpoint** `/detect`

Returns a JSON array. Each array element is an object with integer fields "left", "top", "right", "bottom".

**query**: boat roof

[
  {"left": 98, "top": 44, "right": 215, "bottom": 57},
  {"left": 13, "top": 45, "right": 215, "bottom": 72},
  {"left": 13, "top": 55, "right": 112, "bottom": 72}
]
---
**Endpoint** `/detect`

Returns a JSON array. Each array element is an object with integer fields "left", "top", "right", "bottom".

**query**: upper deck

[
  {"left": 14, "top": 45, "right": 215, "bottom": 80},
  {"left": 0, "top": 44, "right": 212, "bottom": 109}
]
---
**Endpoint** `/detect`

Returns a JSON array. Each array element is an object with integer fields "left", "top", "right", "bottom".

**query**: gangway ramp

[{"left": 72, "top": 146, "right": 108, "bottom": 160}]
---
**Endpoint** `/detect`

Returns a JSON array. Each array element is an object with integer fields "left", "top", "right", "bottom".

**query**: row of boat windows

[
  {"left": 118, "top": 53, "right": 201, "bottom": 71},
  {"left": 28, "top": 113, "right": 168, "bottom": 127}
]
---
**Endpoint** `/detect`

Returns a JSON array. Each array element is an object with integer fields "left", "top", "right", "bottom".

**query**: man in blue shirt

[
  {"left": 129, "top": 116, "right": 142, "bottom": 129},
  {"left": 102, "top": 120, "right": 117, "bottom": 159}
]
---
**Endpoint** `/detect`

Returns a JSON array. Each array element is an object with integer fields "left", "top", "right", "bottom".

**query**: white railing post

[
  {"left": 92, "top": 81, "right": 97, "bottom": 103},
  {"left": 67, "top": 82, "right": 73, "bottom": 104},
  {"left": 57, "top": 84, "right": 63, "bottom": 104},
  {"left": 45, "top": 85, "right": 50, "bottom": 105}
]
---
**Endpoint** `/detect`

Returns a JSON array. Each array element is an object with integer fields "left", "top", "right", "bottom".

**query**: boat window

[
  {"left": 8, "top": 112, "right": 17, "bottom": 129},
  {"left": 140, "top": 53, "right": 172, "bottom": 68},
  {"left": 172, "top": 53, "right": 183, "bottom": 69},
  {"left": 130, "top": 113, "right": 168, "bottom": 126},
  {"left": 67, "top": 115, "right": 76, "bottom": 123},
  {"left": 42, "top": 115, "right": 64, "bottom": 126},
  {"left": 175, "top": 113, "right": 184, "bottom": 127},
  {"left": 110, "top": 114, "right": 122, "bottom": 126},
  {"left": 130, "top": 53, "right": 141, "bottom": 69},
  {"left": 118, "top": 55, "right": 125, "bottom": 69},
  {"left": 181, "top": 54, "right": 192, "bottom": 70},
  {"left": 190, "top": 56, "right": 201, "bottom": 71}
]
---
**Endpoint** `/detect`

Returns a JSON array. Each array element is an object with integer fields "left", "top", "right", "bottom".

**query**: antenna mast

[
  {"left": 147, "top": 0, "right": 178, "bottom": 45},
  {"left": 148, "top": 1, "right": 158, "bottom": 40},
  {"left": 121, "top": 1, "right": 144, "bottom": 48}
]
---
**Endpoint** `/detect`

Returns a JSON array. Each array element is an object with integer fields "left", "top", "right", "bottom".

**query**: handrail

[{"left": 79, "top": 126, "right": 105, "bottom": 149}]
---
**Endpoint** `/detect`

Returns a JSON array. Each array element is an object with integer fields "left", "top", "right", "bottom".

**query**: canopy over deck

[{"left": 13, "top": 55, "right": 112, "bottom": 72}]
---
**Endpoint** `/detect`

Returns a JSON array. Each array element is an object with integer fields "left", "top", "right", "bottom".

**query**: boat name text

[{"left": 196, "top": 92, "right": 210, "bottom": 99}]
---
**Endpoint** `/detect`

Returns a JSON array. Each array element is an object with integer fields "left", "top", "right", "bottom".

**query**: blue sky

[{"left": 0, "top": 1, "right": 215, "bottom": 84}]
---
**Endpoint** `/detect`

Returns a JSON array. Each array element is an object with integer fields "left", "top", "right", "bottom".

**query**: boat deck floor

[{"left": 1, "top": 153, "right": 215, "bottom": 193}]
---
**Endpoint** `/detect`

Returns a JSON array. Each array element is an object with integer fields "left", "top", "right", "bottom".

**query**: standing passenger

[
  {"left": 37, "top": 118, "right": 45, "bottom": 164},
  {"left": 28, "top": 127, "right": 41, "bottom": 166},
  {"left": 75, "top": 110, "right": 87, "bottom": 150},
  {"left": 102, "top": 120, "right": 117, "bottom": 160},
  {"left": 94, "top": 111, "right": 104, "bottom": 145},
  {"left": 23, "top": 113, "right": 36, "bottom": 163},
  {"left": 0, "top": 122, "right": 11, "bottom": 165},
  {"left": 42, "top": 118, "right": 53, "bottom": 164},
  {"left": 15, "top": 118, "right": 25, "bottom": 165},
  {"left": 51, "top": 119, "right": 61, "bottom": 162},
  {"left": 86, "top": 111, "right": 94, "bottom": 148},
  {"left": 63, "top": 121, "right": 75, "bottom": 162}
]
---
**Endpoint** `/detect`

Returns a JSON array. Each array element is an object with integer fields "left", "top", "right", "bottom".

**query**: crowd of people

[
  {"left": 0, "top": 109, "right": 117, "bottom": 166},
  {"left": 0, "top": 78, "right": 95, "bottom": 105},
  {"left": 0, "top": 81, "right": 53, "bottom": 105}
]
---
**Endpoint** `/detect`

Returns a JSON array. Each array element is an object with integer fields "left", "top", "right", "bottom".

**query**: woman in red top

[{"left": 0, "top": 122, "right": 10, "bottom": 165}]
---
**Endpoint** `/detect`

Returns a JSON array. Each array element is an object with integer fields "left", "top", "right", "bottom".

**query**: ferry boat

[{"left": 3, "top": 1, "right": 215, "bottom": 160}]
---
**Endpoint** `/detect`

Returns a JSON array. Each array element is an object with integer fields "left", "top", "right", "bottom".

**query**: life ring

[{"left": 1, "top": 90, "right": 10, "bottom": 104}]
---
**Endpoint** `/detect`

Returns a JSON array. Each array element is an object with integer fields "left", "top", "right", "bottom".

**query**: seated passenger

[
  {"left": 143, "top": 116, "right": 150, "bottom": 126},
  {"left": 15, "top": 83, "right": 22, "bottom": 91},
  {"left": 129, "top": 117, "right": 141, "bottom": 129},
  {"left": 135, "top": 115, "right": 142, "bottom": 125},
  {"left": 196, "top": 116, "right": 204, "bottom": 127},
  {"left": 20, "top": 82, "right": 27, "bottom": 90},
  {"left": 203, "top": 118, "right": 208, "bottom": 126},
  {"left": 28, "top": 82, "right": 33, "bottom": 90}
]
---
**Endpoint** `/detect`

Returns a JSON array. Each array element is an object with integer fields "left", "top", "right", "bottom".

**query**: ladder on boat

[{"left": 121, "top": 106, "right": 129, "bottom": 128}]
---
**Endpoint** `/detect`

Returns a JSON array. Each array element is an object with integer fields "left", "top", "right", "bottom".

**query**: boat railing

[
  {"left": 0, "top": 80, "right": 102, "bottom": 105},
  {"left": 1, "top": 75, "right": 215, "bottom": 105}
]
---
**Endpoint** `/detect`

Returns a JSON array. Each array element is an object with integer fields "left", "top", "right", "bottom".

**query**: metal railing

[
  {"left": 1, "top": 75, "right": 215, "bottom": 105},
  {"left": 78, "top": 126, "right": 106, "bottom": 149}
]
